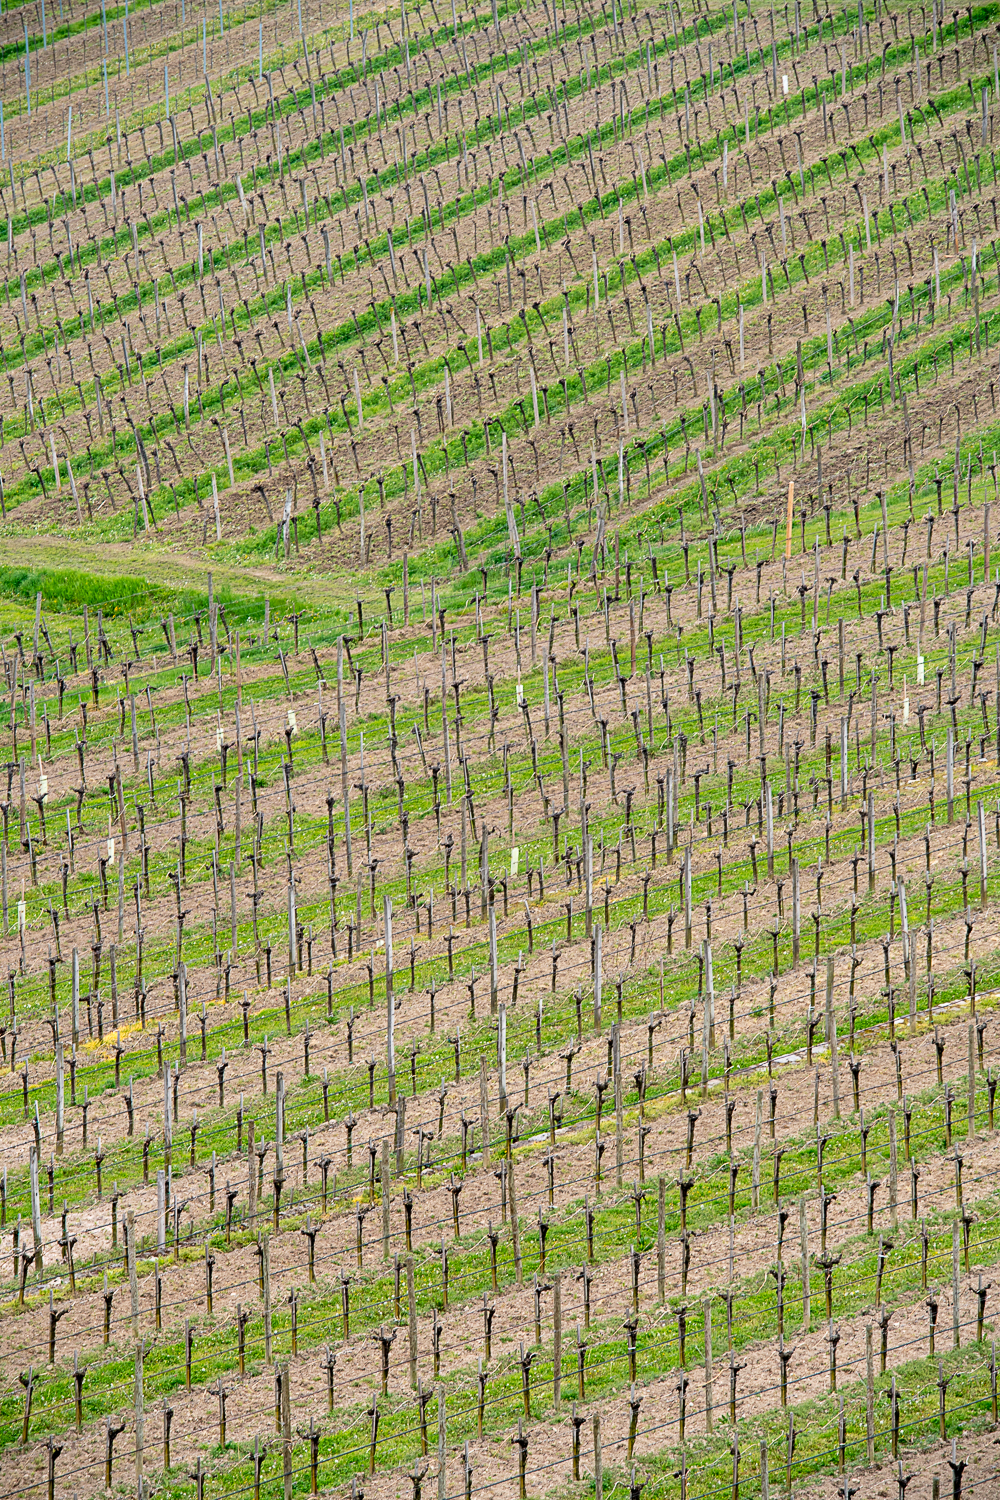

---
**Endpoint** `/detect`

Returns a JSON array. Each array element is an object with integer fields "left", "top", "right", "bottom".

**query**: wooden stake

[
  {"left": 489, "top": 905, "right": 498, "bottom": 1014},
  {"left": 385, "top": 895, "right": 396, "bottom": 1104},
  {"left": 395, "top": 1097, "right": 407, "bottom": 1176},
  {"left": 437, "top": 1384, "right": 447, "bottom": 1499},
  {"left": 127, "top": 1212, "right": 139, "bottom": 1336},
  {"left": 593, "top": 925, "right": 602, "bottom": 1032},
  {"left": 281, "top": 1363, "right": 292, "bottom": 1500},
  {"left": 953, "top": 1222, "right": 961, "bottom": 1348},
  {"left": 338, "top": 640, "right": 353, "bottom": 877},
  {"left": 261, "top": 1235, "right": 273, "bottom": 1365},
  {"left": 134, "top": 1338, "right": 144, "bottom": 1489},
  {"left": 157, "top": 1171, "right": 166, "bottom": 1254},
  {"left": 55, "top": 1044, "right": 64, "bottom": 1156},
  {"left": 657, "top": 1177, "right": 666, "bottom": 1301},
  {"left": 71, "top": 948, "right": 79, "bottom": 1047},
  {"left": 479, "top": 1056, "right": 491, "bottom": 1168},
  {"left": 799, "top": 1197, "right": 810, "bottom": 1331},
  {"left": 704, "top": 1300, "right": 714, "bottom": 1433},
  {"left": 553, "top": 1273, "right": 562, "bottom": 1408},
  {"left": 593, "top": 1413, "right": 602, "bottom": 1500},
  {"left": 826, "top": 959, "right": 841, "bottom": 1119},
  {"left": 509, "top": 1154, "right": 522, "bottom": 1285},
  {"left": 247, "top": 1119, "right": 256, "bottom": 1223},
  {"left": 274, "top": 1071, "right": 285, "bottom": 1188},
  {"left": 683, "top": 848, "right": 692, "bottom": 948},
  {"left": 784, "top": 481, "right": 795, "bottom": 560},
  {"left": 614, "top": 1027, "right": 624, "bottom": 1187},
  {"left": 865, "top": 1325, "right": 875, "bottom": 1463},
  {"left": 407, "top": 1256, "right": 418, "bottom": 1389},
  {"left": 29, "top": 1146, "right": 43, "bottom": 1276}
]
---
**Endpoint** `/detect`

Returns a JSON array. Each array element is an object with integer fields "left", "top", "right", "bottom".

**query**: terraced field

[{"left": 3, "top": 0, "right": 1000, "bottom": 1496}]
